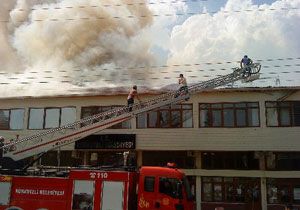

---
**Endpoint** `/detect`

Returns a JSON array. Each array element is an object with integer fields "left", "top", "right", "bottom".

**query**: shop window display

[
  {"left": 202, "top": 177, "right": 260, "bottom": 203},
  {"left": 267, "top": 179, "right": 300, "bottom": 205}
]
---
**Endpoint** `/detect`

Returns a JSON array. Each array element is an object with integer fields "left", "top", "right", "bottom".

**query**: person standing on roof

[
  {"left": 127, "top": 85, "right": 141, "bottom": 112},
  {"left": 240, "top": 55, "right": 253, "bottom": 76}
]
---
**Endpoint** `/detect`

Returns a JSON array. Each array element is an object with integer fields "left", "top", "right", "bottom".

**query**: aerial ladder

[{"left": 0, "top": 63, "right": 261, "bottom": 168}]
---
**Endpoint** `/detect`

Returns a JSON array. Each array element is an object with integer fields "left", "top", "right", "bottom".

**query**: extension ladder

[{"left": 1, "top": 63, "right": 261, "bottom": 161}]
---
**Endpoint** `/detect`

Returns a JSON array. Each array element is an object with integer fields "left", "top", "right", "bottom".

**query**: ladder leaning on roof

[{"left": 1, "top": 63, "right": 261, "bottom": 162}]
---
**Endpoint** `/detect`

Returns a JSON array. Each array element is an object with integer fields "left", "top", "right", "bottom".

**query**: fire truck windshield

[
  {"left": 158, "top": 176, "right": 194, "bottom": 200},
  {"left": 159, "top": 177, "right": 183, "bottom": 199}
]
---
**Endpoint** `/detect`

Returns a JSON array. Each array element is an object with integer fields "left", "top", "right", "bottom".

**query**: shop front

[
  {"left": 201, "top": 177, "right": 261, "bottom": 210},
  {"left": 267, "top": 178, "right": 300, "bottom": 210}
]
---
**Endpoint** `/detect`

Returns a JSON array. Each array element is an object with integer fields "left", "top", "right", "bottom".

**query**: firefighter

[
  {"left": 175, "top": 73, "right": 189, "bottom": 100},
  {"left": 127, "top": 85, "right": 141, "bottom": 112},
  {"left": 240, "top": 55, "right": 253, "bottom": 76}
]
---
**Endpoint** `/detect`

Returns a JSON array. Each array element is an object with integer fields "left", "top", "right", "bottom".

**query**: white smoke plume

[
  {"left": 0, "top": 0, "right": 23, "bottom": 72},
  {"left": 0, "top": 0, "right": 154, "bottom": 96}
]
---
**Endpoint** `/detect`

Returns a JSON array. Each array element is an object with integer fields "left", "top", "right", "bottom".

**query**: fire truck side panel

[
  {"left": 101, "top": 181, "right": 124, "bottom": 210},
  {"left": 0, "top": 176, "right": 69, "bottom": 210},
  {"left": 1, "top": 171, "right": 138, "bottom": 210},
  {"left": 69, "top": 170, "right": 136, "bottom": 210}
]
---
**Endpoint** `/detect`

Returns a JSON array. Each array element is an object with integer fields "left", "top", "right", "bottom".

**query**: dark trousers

[
  {"left": 175, "top": 86, "right": 188, "bottom": 98},
  {"left": 127, "top": 98, "right": 134, "bottom": 111},
  {"left": 243, "top": 65, "right": 251, "bottom": 76}
]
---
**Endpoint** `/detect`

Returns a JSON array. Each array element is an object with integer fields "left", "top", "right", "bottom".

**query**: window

[
  {"left": 144, "top": 176, "right": 155, "bottom": 192},
  {"left": 202, "top": 152, "right": 259, "bottom": 170},
  {"left": 45, "top": 108, "right": 60, "bottom": 128},
  {"left": 81, "top": 106, "right": 130, "bottom": 129},
  {"left": 0, "top": 181, "right": 11, "bottom": 205},
  {"left": 266, "top": 152, "right": 300, "bottom": 171},
  {"left": 199, "top": 102, "right": 259, "bottom": 127},
  {"left": 294, "top": 187, "right": 300, "bottom": 203},
  {"left": 29, "top": 108, "right": 44, "bottom": 129},
  {"left": 137, "top": 113, "right": 147, "bottom": 128},
  {"left": 142, "top": 151, "right": 195, "bottom": 169},
  {"left": 0, "top": 109, "right": 24, "bottom": 130},
  {"left": 267, "top": 178, "right": 300, "bottom": 204},
  {"left": 72, "top": 180, "right": 95, "bottom": 210},
  {"left": 28, "top": 107, "right": 76, "bottom": 129},
  {"left": 159, "top": 177, "right": 182, "bottom": 199},
  {"left": 266, "top": 101, "right": 300, "bottom": 127},
  {"left": 137, "top": 104, "right": 193, "bottom": 128},
  {"left": 61, "top": 107, "right": 77, "bottom": 126},
  {"left": 0, "top": 110, "right": 9, "bottom": 129},
  {"left": 202, "top": 177, "right": 260, "bottom": 203}
]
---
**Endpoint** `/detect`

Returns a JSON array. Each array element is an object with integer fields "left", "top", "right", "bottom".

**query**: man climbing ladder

[{"left": 175, "top": 73, "right": 190, "bottom": 100}]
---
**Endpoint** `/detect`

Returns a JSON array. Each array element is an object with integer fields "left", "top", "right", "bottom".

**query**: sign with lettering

[
  {"left": 15, "top": 188, "right": 65, "bottom": 196},
  {"left": 75, "top": 134, "right": 135, "bottom": 150},
  {"left": 11, "top": 177, "right": 68, "bottom": 201}
]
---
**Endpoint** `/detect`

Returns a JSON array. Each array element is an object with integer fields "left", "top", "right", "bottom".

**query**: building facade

[{"left": 1, "top": 87, "right": 300, "bottom": 210}]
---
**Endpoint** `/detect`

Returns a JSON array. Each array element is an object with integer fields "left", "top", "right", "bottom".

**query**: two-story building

[{"left": 0, "top": 86, "right": 300, "bottom": 210}]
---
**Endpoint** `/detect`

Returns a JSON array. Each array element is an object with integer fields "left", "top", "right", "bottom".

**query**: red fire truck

[{"left": 0, "top": 165, "right": 195, "bottom": 210}]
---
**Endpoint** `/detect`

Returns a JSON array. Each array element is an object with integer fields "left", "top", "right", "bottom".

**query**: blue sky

[
  {"left": 186, "top": 0, "right": 277, "bottom": 13},
  {"left": 253, "top": 0, "right": 277, "bottom": 5}
]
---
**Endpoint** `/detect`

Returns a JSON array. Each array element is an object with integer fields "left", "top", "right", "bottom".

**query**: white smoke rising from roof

[
  {"left": 0, "top": 0, "right": 23, "bottom": 72},
  {"left": 0, "top": 0, "right": 154, "bottom": 97},
  {"left": 1, "top": 0, "right": 300, "bottom": 97}
]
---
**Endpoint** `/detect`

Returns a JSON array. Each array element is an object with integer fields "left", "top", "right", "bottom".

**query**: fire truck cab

[
  {"left": 138, "top": 166, "right": 195, "bottom": 210},
  {"left": 0, "top": 165, "right": 195, "bottom": 210}
]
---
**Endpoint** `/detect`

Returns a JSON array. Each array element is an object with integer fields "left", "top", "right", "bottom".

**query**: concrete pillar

[
  {"left": 261, "top": 177, "right": 267, "bottom": 210},
  {"left": 193, "top": 102, "right": 199, "bottom": 128},
  {"left": 136, "top": 150, "right": 143, "bottom": 167},
  {"left": 57, "top": 149, "right": 61, "bottom": 167},
  {"left": 259, "top": 156, "right": 266, "bottom": 171},
  {"left": 195, "top": 151, "right": 202, "bottom": 169},
  {"left": 259, "top": 152, "right": 267, "bottom": 210},
  {"left": 131, "top": 116, "right": 136, "bottom": 129},
  {"left": 259, "top": 100, "right": 266, "bottom": 128},
  {"left": 194, "top": 151, "right": 202, "bottom": 210},
  {"left": 23, "top": 108, "right": 29, "bottom": 129},
  {"left": 196, "top": 176, "right": 202, "bottom": 210},
  {"left": 83, "top": 151, "right": 88, "bottom": 165}
]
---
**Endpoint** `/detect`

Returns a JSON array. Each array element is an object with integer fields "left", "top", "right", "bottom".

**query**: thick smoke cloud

[
  {"left": 0, "top": 0, "right": 154, "bottom": 96},
  {"left": 0, "top": 0, "right": 23, "bottom": 72}
]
